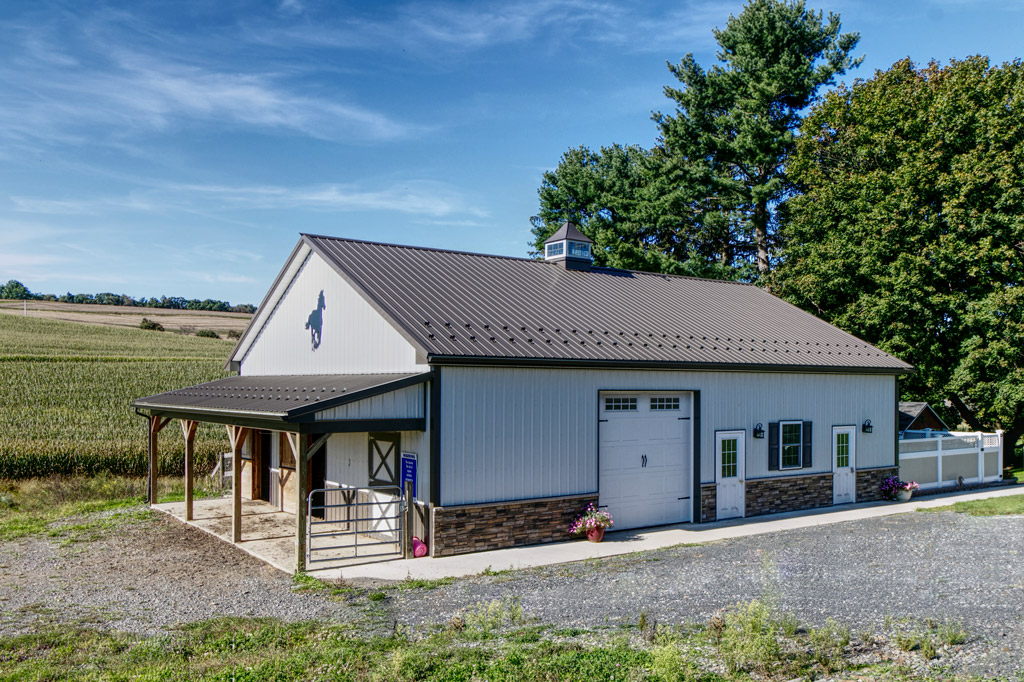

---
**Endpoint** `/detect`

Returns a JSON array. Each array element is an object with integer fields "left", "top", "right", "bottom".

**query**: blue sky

[{"left": 1, "top": 0, "right": 1021, "bottom": 305}]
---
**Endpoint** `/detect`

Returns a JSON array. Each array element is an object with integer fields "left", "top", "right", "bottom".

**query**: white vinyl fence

[{"left": 899, "top": 431, "right": 1004, "bottom": 489}]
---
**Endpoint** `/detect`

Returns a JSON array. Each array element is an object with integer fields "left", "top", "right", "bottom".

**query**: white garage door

[{"left": 598, "top": 392, "right": 693, "bottom": 530}]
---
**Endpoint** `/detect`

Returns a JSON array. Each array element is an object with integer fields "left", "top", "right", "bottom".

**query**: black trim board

[
  {"left": 135, "top": 409, "right": 423, "bottom": 435},
  {"left": 429, "top": 355, "right": 914, "bottom": 376},
  {"left": 429, "top": 368, "right": 441, "bottom": 505},
  {"left": 693, "top": 391, "right": 701, "bottom": 521},
  {"left": 894, "top": 376, "right": 900, "bottom": 467}
]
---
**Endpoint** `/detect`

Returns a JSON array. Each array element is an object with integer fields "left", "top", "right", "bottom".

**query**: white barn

[{"left": 134, "top": 225, "right": 912, "bottom": 569}]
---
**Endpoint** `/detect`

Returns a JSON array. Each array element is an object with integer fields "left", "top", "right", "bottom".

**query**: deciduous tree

[{"left": 774, "top": 57, "right": 1024, "bottom": 466}]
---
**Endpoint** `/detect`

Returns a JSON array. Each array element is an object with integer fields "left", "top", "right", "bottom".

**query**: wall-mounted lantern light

[
  {"left": 753, "top": 423, "right": 765, "bottom": 439},
  {"left": 862, "top": 419, "right": 873, "bottom": 434}
]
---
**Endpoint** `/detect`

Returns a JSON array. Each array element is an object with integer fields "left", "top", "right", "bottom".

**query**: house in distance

[{"left": 133, "top": 224, "right": 913, "bottom": 570}]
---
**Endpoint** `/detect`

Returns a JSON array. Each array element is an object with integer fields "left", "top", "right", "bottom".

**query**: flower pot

[
  {"left": 586, "top": 527, "right": 605, "bottom": 543},
  {"left": 896, "top": 489, "right": 912, "bottom": 502}
]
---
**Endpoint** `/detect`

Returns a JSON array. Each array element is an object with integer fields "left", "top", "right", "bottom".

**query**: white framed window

[
  {"left": 567, "top": 241, "right": 591, "bottom": 259},
  {"left": 780, "top": 421, "right": 802, "bottom": 469},
  {"left": 546, "top": 242, "right": 564, "bottom": 257},
  {"left": 650, "top": 396, "right": 680, "bottom": 411},
  {"left": 604, "top": 396, "right": 637, "bottom": 411}
]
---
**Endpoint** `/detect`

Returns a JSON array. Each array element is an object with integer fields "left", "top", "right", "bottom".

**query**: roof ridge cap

[
  {"left": 301, "top": 233, "right": 537, "bottom": 263},
  {"left": 302, "top": 233, "right": 759, "bottom": 285}
]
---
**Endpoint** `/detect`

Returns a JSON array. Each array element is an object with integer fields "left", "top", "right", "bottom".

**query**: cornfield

[{"left": 0, "top": 315, "right": 238, "bottom": 479}]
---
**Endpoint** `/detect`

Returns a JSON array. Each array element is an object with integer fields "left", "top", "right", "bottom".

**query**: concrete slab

[
  {"left": 154, "top": 486, "right": 1022, "bottom": 582},
  {"left": 153, "top": 497, "right": 401, "bottom": 574},
  {"left": 309, "top": 485, "right": 1024, "bottom": 583}
]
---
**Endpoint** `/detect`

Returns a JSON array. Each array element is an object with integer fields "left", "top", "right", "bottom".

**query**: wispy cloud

[
  {"left": 0, "top": 11, "right": 422, "bottom": 148},
  {"left": 244, "top": 0, "right": 739, "bottom": 56},
  {"left": 179, "top": 270, "right": 260, "bottom": 284},
  {"left": 11, "top": 179, "right": 487, "bottom": 219}
]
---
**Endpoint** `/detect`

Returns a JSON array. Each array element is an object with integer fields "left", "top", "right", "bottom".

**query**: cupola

[{"left": 543, "top": 221, "right": 593, "bottom": 270}]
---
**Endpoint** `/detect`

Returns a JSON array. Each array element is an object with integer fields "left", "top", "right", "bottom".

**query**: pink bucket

[{"left": 412, "top": 536, "right": 428, "bottom": 558}]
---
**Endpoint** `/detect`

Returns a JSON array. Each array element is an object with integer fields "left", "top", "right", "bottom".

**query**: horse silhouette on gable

[{"left": 305, "top": 290, "right": 325, "bottom": 350}]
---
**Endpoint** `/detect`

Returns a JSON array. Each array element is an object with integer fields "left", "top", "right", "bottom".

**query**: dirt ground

[
  {"left": 0, "top": 512, "right": 358, "bottom": 636},
  {"left": 0, "top": 301, "right": 251, "bottom": 335}
]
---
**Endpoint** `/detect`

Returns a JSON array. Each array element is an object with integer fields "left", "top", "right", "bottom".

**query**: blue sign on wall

[{"left": 400, "top": 452, "right": 417, "bottom": 498}]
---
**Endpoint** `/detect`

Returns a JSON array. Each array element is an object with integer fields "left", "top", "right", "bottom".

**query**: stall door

[
  {"left": 832, "top": 426, "right": 856, "bottom": 504},
  {"left": 598, "top": 393, "right": 692, "bottom": 530},
  {"left": 716, "top": 431, "right": 745, "bottom": 520}
]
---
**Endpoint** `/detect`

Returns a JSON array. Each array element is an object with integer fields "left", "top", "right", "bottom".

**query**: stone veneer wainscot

[
  {"left": 744, "top": 473, "right": 833, "bottom": 517},
  {"left": 700, "top": 484, "right": 717, "bottom": 522},
  {"left": 855, "top": 466, "right": 899, "bottom": 502},
  {"left": 431, "top": 494, "right": 598, "bottom": 557}
]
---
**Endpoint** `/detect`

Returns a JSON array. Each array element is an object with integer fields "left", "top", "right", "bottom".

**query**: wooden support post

[
  {"left": 288, "top": 433, "right": 308, "bottom": 573},
  {"left": 148, "top": 416, "right": 171, "bottom": 506},
  {"left": 403, "top": 480, "right": 414, "bottom": 560},
  {"left": 226, "top": 426, "right": 249, "bottom": 543},
  {"left": 180, "top": 420, "right": 198, "bottom": 521}
]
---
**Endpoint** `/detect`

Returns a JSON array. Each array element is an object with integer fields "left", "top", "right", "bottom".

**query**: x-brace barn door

[{"left": 368, "top": 433, "right": 400, "bottom": 488}]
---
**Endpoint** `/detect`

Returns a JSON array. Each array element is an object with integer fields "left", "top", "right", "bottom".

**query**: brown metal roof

[
  {"left": 303, "top": 234, "right": 913, "bottom": 374},
  {"left": 131, "top": 372, "right": 429, "bottom": 420},
  {"left": 544, "top": 221, "right": 593, "bottom": 244}
]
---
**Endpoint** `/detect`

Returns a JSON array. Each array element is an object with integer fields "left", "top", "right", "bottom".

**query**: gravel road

[{"left": 1, "top": 507, "right": 1022, "bottom": 677}]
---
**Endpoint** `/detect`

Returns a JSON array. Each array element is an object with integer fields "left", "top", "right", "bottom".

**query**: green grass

[
  {"left": 0, "top": 474, "right": 222, "bottom": 542},
  {"left": 0, "top": 315, "right": 233, "bottom": 478},
  {"left": 920, "top": 494, "right": 1024, "bottom": 516},
  {"left": 0, "top": 597, "right": 985, "bottom": 680}
]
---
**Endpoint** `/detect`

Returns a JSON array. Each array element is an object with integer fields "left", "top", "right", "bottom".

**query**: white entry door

[
  {"left": 832, "top": 426, "right": 856, "bottom": 505},
  {"left": 715, "top": 431, "right": 745, "bottom": 520},
  {"left": 598, "top": 393, "right": 692, "bottom": 530}
]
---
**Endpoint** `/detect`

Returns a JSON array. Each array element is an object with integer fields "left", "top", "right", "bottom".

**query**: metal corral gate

[{"left": 306, "top": 485, "right": 407, "bottom": 566}]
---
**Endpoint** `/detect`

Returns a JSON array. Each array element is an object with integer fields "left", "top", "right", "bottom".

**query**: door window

[
  {"left": 720, "top": 438, "right": 738, "bottom": 478},
  {"left": 835, "top": 431, "right": 850, "bottom": 468}
]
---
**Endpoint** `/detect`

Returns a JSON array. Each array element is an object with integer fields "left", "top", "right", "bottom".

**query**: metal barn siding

[
  {"left": 439, "top": 367, "right": 896, "bottom": 506},
  {"left": 240, "top": 251, "right": 424, "bottom": 376},
  {"left": 440, "top": 367, "right": 597, "bottom": 506},
  {"left": 315, "top": 384, "right": 424, "bottom": 421}
]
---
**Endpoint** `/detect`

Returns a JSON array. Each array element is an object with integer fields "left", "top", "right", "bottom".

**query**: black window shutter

[
  {"left": 802, "top": 421, "right": 813, "bottom": 468},
  {"left": 768, "top": 422, "right": 779, "bottom": 471}
]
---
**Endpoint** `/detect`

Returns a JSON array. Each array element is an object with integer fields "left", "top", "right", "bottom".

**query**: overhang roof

[
  {"left": 302, "top": 234, "right": 913, "bottom": 374},
  {"left": 131, "top": 372, "right": 429, "bottom": 422}
]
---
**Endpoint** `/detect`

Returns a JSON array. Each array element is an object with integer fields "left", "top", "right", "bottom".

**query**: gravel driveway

[{"left": 1, "top": 507, "right": 1022, "bottom": 676}]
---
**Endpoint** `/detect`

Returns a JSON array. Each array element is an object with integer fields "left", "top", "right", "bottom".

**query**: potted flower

[
  {"left": 881, "top": 475, "right": 920, "bottom": 502},
  {"left": 570, "top": 503, "right": 614, "bottom": 543}
]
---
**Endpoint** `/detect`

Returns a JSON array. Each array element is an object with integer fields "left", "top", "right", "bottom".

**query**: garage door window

[
  {"left": 605, "top": 397, "right": 637, "bottom": 411},
  {"left": 650, "top": 396, "right": 680, "bottom": 410}
]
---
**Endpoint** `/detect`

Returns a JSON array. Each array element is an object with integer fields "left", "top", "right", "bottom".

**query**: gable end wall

[{"left": 240, "top": 252, "right": 424, "bottom": 376}]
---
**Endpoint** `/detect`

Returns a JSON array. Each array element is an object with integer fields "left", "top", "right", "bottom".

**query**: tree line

[
  {"left": 0, "top": 279, "right": 256, "bottom": 314},
  {"left": 530, "top": 0, "right": 1024, "bottom": 464}
]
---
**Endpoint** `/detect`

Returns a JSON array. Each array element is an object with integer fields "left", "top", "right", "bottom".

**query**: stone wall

[
  {"left": 856, "top": 466, "right": 899, "bottom": 502},
  {"left": 744, "top": 473, "right": 833, "bottom": 517},
  {"left": 431, "top": 494, "right": 598, "bottom": 557},
  {"left": 700, "top": 484, "right": 717, "bottom": 522}
]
